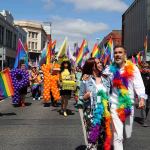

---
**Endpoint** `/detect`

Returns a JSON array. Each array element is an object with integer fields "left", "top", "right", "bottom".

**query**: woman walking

[
  {"left": 60, "top": 60, "right": 75, "bottom": 117},
  {"left": 79, "top": 58, "right": 112, "bottom": 150}
]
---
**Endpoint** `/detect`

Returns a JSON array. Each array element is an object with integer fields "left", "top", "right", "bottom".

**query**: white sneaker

[
  {"left": 63, "top": 111, "right": 67, "bottom": 117},
  {"left": 33, "top": 98, "right": 36, "bottom": 101},
  {"left": 38, "top": 97, "right": 40, "bottom": 100}
]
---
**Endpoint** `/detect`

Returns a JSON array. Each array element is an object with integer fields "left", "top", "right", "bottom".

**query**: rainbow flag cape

[
  {"left": 76, "top": 39, "right": 88, "bottom": 65},
  {"left": 0, "top": 69, "right": 14, "bottom": 99},
  {"left": 14, "top": 39, "right": 28, "bottom": 68},
  {"left": 91, "top": 43, "right": 100, "bottom": 58}
]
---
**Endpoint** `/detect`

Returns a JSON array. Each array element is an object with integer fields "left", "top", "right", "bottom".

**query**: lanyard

[{"left": 90, "top": 78, "right": 102, "bottom": 114}]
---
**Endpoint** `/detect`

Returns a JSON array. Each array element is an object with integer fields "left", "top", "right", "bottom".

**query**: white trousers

[{"left": 111, "top": 104, "right": 134, "bottom": 150}]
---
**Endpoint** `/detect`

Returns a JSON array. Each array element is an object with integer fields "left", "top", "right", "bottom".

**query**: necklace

[{"left": 110, "top": 60, "right": 134, "bottom": 122}]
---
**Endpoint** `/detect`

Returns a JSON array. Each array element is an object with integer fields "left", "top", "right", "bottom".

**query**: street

[{"left": 0, "top": 93, "right": 149, "bottom": 150}]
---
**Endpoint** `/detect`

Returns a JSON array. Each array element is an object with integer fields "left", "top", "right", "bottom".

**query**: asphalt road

[
  {"left": 0, "top": 94, "right": 85, "bottom": 150},
  {"left": 0, "top": 93, "right": 149, "bottom": 150}
]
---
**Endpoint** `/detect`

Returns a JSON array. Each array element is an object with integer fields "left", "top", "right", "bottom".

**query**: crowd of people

[{"left": 1, "top": 45, "right": 150, "bottom": 150}]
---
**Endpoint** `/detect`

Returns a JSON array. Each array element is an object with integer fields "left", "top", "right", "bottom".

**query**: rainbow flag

[
  {"left": 91, "top": 43, "right": 100, "bottom": 58},
  {"left": 56, "top": 37, "right": 68, "bottom": 59},
  {"left": 144, "top": 35, "right": 148, "bottom": 61},
  {"left": 136, "top": 52, "right": 142, "bottom": 65},
  {"left": 76, "top": 39, "right": 88, "bottom": 65},
  {"left": 0, "top": 69, "right": 14, "bottom": 99},
  {"left": 14, "top": 39, "right": 28, "bottom": 68},
  {"left": 52, "top": 40, "right": 56, "bottom": 55},
  {"left": 39, "top": 42, "right": 47, "bottom": 66},
  {"left": 46, "top": 40, "right": 52, "bottom": 64},
  {"left": 106, "top": 37, "right": 114, "bottom": 60}
]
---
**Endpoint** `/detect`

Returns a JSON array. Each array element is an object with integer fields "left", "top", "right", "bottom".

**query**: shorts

[{"left": 60, "top": 90, "right": 71, "bottom": 96}]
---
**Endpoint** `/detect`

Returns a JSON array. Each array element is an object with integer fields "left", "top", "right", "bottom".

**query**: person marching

[
  {"left": 104, "top": 45, "right": 147, "bottom": 150},
  {"left": 79, "top": 58, "right": 112, "bottom": 150},
  {"left": 30, "top": 66, "right": 42, "bottom": 101},
  {"left": 60, "top": 60, "right": 76, "bottom": 117},
  {"left": 140, "top": 62, "right": 150, "bottom": 127},
  {"left": 18, "top": 60, "right": 29, "bottom": 107}
]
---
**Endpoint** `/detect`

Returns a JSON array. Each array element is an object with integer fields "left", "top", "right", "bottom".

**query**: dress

[{"left": 60, "top": 69, "right": 74, "bottom": 96}]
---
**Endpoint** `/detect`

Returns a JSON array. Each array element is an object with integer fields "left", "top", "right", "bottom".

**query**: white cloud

[
  {"left": 63, "top": 0, "right": 128, "bottom": 12},
  {"left": 43, "top": 17, "right": 109, "bottom": 50},
  {"left": 42, "top": 0, "right": 54, "bottom": 9}
]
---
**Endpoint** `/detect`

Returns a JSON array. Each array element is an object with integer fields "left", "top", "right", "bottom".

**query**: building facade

[
  {"left": 15, "top": 21, "right": 47, "bottom": 63},
  {"left": 99, "top": 30, "right": 122, "bottom": 48},
  {"left": 122, "top": 0, "right": 150, "bottom": 58},
  {"left": 0, "top": 10, "right": 26, "bottom": 69}
]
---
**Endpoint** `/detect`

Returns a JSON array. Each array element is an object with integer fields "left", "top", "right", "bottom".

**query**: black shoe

[
  {"left": 44, "top": 103, "right": 50, "bottom": 107},
  {"left": 142, "top": 122, "right": 149, "bottom": 127},
  {"left": 59, "top": 109, "right": 64, "bottom": 115}
]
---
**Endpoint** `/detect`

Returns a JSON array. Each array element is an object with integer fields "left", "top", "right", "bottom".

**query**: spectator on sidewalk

[{"left": 140, "top": 62, "right": 150, "bottom": 127}]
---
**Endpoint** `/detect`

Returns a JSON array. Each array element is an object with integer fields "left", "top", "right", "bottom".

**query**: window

[
  {"left": 31, "top": 42, "right": 34, "bottom": 49},
  {"left": 13, "top": 34, "right": 17, "bottom": 49},
  {"left": 35, "top": 33, "right": 38, "bottom": 38},
  {"left": 32, "top": 32, "right": 34, "bottom": 38},
  {"left": 28, "top": 32, "right": 31, "bottom": 38},
  {"left": 35, "top": 42, "right": 37, "bottom": 49},
  {"left": 28, "top": 41, "right": 31, "bottom": 49},
  {"left": 6, "top": 29, "right": 12, "bottom": 48},
  {"left": 0, "top": 25, "right": 4, "bottom": 44}
]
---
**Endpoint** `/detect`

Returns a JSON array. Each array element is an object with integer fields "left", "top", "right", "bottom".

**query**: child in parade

[
  {"left": 29, "top": 66, "right": 42, "bottom": 101},
  {"left": 140, "top": 62, "right": 150, "bottom": 127},
  {"left": 18, "top": 60, "right": 29, "bottom": 107},
  {"left": 74, "top": 66, "right": 82, "bottom": 106}
]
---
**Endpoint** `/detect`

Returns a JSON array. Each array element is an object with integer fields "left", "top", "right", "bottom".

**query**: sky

[{"left": 0, "top": 0, "right": 134, "bottom": 51}]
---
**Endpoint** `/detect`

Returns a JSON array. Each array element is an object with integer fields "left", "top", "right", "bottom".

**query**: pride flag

[
  {"left": 76, "top": 39, "right": 88, "bottom": 65},
  {"left": 14, "top": 39, "right": 28, "bottom": 68},
  {"left": 39, "top": 42, "right": 47, "bottom": 66},
  {"left": 106, "top": 37, "right": 114, "bottom": 60},
  {"left": 91, "top": 43, "right": 100, "bottom": 58},
  {"left": 132, "top": 56, "right": 136, "bottom": 64},
  {"left": 46, "top": 40, "right": 52, "bottom": 64},
  {"left": 0, "top": 69, "right": 14, "bottom": 99},
  {"left": 56, "top": 37, "right": 68, "bottom": 59},
  {"left": 144, "top": 35, "right": 148, "bottom": 61},
  {"left": 52, "top": 40, "right": 56, "bottom": 55},
  {"left": 136, "top": 52, "right": 142, "bottom": 65}
]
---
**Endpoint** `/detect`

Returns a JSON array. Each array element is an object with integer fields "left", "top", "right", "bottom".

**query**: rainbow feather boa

[
  {"left": 110, "top": 60, "right": 134, "bottom": 122},
  {"left": 88, "top": 90, "right": 112, "bottom": 150}
]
